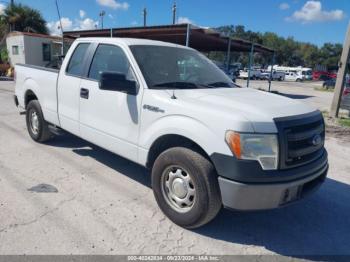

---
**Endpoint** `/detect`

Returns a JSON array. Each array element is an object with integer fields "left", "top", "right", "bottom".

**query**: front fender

[{"left": 138, "top": 115, "right": 232, "bottom": 165}]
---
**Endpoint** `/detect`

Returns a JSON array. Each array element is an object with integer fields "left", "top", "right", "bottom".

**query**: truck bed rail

[{"left": 16, "top": 64, "right": 59, "bottom": 74}]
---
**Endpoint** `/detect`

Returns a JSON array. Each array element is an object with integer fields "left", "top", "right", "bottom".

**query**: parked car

[
  {"left": 268, "top": 65, "right": 312, "bottom": 81},
  {"left": 323, "top": 79, "right": 336, "bottom": 89},
  {"left": 239, "top": 69, "right": 261, "bottom": 80},
  {"left": 313, "top": 71, "right": 337, "bottom": 81},
  {"left": 14, "top": 38, "right": 328, "bottom": 228},
  {"left": 260, "top": 71, "right": 285, "bottom": 81},
  {"left": 218, "top": 66, "right": 237, "bottom": 83},
  {"left": 323, "top": 77, "right": 350, "bottom": 89},
  {"left": 285, "top": 71, "right": 303, "bottom": 82}
]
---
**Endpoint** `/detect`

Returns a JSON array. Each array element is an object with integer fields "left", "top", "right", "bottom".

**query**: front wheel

[
  {"left": 26, "top": 100, "right": 53, "bottom": 142},
  {"left": 152, "top": 147, "right": 222, "bottom": 228}
]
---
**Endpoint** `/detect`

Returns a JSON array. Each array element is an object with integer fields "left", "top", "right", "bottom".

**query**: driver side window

[{"left": 88, "top": 44, "right": 135, "bottom": 81}]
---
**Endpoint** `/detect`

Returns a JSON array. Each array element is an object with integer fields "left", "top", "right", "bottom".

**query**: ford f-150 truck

[{"left": 14, "top": 38, "right": 328, "bottom": 228}]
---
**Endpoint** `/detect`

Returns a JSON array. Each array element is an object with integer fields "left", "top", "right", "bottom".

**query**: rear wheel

[
  {"left": 152, "top": 147, "right": 222, "bottom": 228},
  {"left": 26, "top": 100, "right": 53, "bottom": 142}
]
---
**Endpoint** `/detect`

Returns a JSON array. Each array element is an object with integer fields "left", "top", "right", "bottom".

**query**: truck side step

[{"left": 48, "top": 125, "right": 65, "bottom": 136}]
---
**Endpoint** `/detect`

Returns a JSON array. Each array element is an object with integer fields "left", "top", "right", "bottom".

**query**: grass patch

[
  {"left": 339, "top": 118, "right": 350, "bottom": 127},
  {"left": 314, "top": 87, "right": 334, "bottom": 92}
]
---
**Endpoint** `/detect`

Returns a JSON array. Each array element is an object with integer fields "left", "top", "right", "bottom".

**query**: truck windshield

[{"left": 130, "top": 45, "right": 236, "bottom": 89}]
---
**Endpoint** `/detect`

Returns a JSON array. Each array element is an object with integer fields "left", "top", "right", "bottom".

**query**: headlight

[{"left": 225, "top": 131, "right": 279, "bottom": 170}]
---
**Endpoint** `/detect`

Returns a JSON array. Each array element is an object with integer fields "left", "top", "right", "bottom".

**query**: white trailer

[{"left": 267, "top": 65, "right": 313, "bottom": 81}]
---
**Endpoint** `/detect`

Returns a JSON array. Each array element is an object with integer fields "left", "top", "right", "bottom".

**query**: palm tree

[{"left": 0, "top": 3, "right": 48, "bottom": 44}]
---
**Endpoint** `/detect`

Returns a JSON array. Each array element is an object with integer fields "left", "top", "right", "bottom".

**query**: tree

[
  {"left": 0, "top": 48, "right": 9, "bottom": 63},
  {"left": 0, "top": 3, "right": 48, "bottom": 43},
  {"left": 318, "top": 43, "right": 343, "bottom": 70}
]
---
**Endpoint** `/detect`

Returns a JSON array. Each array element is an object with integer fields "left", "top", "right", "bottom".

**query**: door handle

[{"left": 80, "top": 88, "right": 89, "bottom": 99}]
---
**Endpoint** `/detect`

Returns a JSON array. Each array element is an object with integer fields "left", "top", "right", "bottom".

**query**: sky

[{"left": 0, "top": 0, "right": 349, "bottom": 46}]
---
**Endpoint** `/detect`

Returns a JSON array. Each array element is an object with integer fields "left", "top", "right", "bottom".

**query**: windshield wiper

[
  {"left": 206, "top": 81, "right": 233, "bottom": 88},
  {"left": 152, "top": 82, "right": 204, "bottom": 89}
]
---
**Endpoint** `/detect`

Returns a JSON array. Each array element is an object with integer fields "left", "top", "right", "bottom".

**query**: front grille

[{"left": 275, "top": 112, "right": 325, "bottom": 169}]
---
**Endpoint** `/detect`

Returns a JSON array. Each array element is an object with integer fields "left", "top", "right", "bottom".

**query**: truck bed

[{"left": 15, "top": 63, "right": 60, "bottom": 126}]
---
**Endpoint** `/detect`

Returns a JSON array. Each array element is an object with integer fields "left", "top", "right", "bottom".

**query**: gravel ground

[
  {"left": 236, "top": 79, "right": 333, "bottom": 111},
  {"left": 1, "top": 81, "right": 350, "bottom": 257}
]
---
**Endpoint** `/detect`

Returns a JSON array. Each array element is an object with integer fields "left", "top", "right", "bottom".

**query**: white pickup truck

[{"left": 14, "top": 38, "right": 328, "bottom": 228}]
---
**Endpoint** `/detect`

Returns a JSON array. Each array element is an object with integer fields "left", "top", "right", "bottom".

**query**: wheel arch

[
  {"left": 23, "top": 78, "right": 41, "bottom": 109},
  {"left": 146, "top": 134, "right": 212, "bottom": 169},
  {"left": 141, "top": 115, "right": 231, "bottom": 170},
  {"left": 24, "top": 89, "right": 38, "bottom": 109}
]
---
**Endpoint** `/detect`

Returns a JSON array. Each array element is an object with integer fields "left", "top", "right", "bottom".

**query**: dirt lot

[{"left": 1, "top": 80, "right": 350, "bottom": 256}]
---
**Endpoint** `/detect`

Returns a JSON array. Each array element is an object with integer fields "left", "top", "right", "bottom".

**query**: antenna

[{"left": 171, "top": 90, "right": 177, "bottom": 99}]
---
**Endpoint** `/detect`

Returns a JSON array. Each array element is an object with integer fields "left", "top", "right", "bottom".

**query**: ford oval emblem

[{"left": 312, "top": 134, "right": 322, "bottom": 146}]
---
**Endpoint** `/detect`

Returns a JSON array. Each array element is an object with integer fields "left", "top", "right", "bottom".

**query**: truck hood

[{"left": 172, "top": 87, "right": 317, "bottom": 132}]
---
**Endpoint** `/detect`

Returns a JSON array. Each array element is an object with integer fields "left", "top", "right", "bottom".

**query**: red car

[
  {"left": 313, "top": 71, "right": 337, "bottom": 81},
  {"left": 344, "top": 86, "right": 350, "bottom": 97}
]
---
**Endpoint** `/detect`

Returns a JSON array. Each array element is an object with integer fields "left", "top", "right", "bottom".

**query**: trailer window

[
  {"left": 12, "top": 46, "right": 19, "bottom": 55},
  {"left": 42, "top": 43, "right": 51, "bottom": 62},
  {"left": 66, "top": 43, "right": 90, "bottom": 77}
]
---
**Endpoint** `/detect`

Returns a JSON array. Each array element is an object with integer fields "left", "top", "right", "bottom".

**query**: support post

[
  {"left": 226, "top": 38, "right": 231, "bottom": 71},
  {"left": 330, "top": 22, "right": 350, "bottom": 118},
  {"left": 143, "top": 8, "right": 147, "bottom": 27},
  {"left": 268, "top": 52, "right": 275, "bottom": 92},
  {"left": 247, "top": 44, "right": 254, "bottom": 88},
  {"left": 172, "top": 2, "right": 177, "bottom": 25},
  {"left": 110, "top": 28, "right": 113, "bottom": 38},
  {"left": 186, "top": 24, "right": 191, "bottom": 47},
  {"left": 55, "top": 0, "right": 64, "bottom": 56}
]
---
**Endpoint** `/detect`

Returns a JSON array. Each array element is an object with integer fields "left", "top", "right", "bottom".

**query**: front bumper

[
  {"left": 218, "top": 163, "right": 327, "bottom": 210},
  {"left": 212, "top": 150, "right": 328, "bottom": 211}
]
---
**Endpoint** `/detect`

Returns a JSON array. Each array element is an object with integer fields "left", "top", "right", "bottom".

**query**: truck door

[
  {"left": 78, "top": 44, "right": 143, "bottom": 163},
  {"left": 57, "top": 43, "right": 91, "bottom": 136}
]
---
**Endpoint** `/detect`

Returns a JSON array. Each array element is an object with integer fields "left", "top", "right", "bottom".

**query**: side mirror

[{"left": 99, "top": 72, "right": 137, "bottom": 95}]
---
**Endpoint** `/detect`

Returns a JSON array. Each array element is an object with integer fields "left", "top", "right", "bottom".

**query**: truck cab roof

[{"left": 74, "top": 37, "right": 191, "bottom": 49}]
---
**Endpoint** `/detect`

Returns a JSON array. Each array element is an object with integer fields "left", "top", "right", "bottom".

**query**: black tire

[
  {"left": 152, "top": 147, "right": 222, "bottom": 228},
  {"left": 26, "top": 100, "right": 53, "bottom": 142}
]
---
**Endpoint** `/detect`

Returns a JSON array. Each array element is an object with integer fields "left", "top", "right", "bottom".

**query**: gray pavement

[
  {"left": 1, "top": 81, "right": 350, "bottom": 256},
  {"left": 237, "top": 79, "right": 333, "bottom": 111}
]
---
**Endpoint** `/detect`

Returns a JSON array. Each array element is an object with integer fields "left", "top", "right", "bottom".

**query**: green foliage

[
  {"left": 215, "top": 25, "right": 342, "bottom": 70},
  {"left": 0, "top": 3, "right": 48, "bottom": 41},
  {"left": 0, "top": 48, "right": 9, "bottom": 63},
  {"left": 339, "top": 118, "right": 350, "bottom": 128}
]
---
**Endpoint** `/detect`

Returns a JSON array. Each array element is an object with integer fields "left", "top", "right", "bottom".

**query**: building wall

[
  {"left": 6, "top": 35, "right": 26, "bottom": 66},
  {"left": 6, "top": 34, "right": 62, "bottom": 67},
  {"left": 23, "top": 35, "right": 53, "bottom": 67}
]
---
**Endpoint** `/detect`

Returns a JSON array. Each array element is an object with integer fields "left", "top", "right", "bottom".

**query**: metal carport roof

[{"left": 63, "top": 24, "right": 274, "bottom": 54}]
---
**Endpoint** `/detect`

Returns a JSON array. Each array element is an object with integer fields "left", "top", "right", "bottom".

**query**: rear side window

[
  {"left": 88, "top": 44, "right": 132, "bottom": 81},
  {"left": 66, "top": 43, "right": 90, "bottom": 77}
]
